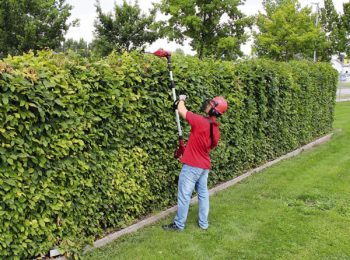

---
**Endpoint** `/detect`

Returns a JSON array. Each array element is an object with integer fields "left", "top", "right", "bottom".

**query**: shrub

[{"left": 0, "top": 51, "right": 337, "bottom": 258}]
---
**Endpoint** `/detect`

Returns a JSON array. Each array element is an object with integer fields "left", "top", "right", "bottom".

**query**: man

[{"left": 162, "top": 95, "right": 228, "bottom": 231}]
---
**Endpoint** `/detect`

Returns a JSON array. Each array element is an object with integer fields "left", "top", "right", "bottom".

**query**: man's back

[{"left": 181, "top": 111, "right": 220, "bottom": 169}]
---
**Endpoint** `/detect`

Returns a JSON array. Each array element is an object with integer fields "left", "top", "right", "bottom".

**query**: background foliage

[
  {"left": 156, "top": 0, "right": 253, "bottom": 59},
  {"left": 0, "top": 50, "right": 337, "bottom": 258},
  {"left": 254, "top": 0, "right": 329, "bottom": 61},
  {"left": 92, "top": 0, "right": 160, "bottom": 57},
  {"left": 0, "top": 0, "right": 77, "bottom": 56},
  {"left": 58, "top": 38, "right": 91, "bottom": 58},
  {"left": 320, "top": 0, "right": 343, "bottom": 60}
]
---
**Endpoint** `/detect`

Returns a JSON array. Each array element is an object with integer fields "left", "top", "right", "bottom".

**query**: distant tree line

[{"left": 1, "top": 0, "right": 350, "bottom": 61}]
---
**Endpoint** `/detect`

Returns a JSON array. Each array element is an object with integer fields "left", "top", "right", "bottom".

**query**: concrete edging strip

[{"left": 84, "top": 132, "right": 333, "bottom": 253}]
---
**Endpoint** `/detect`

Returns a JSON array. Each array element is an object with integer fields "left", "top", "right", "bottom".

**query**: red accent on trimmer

[
  {"left": 174, "top": 138, "right": 186, "bottom": 159},
  {"left": 153, "top": 48, "right": 171, "bottom": 58}
]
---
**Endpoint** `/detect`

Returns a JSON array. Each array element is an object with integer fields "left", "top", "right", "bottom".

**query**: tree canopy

[
  {"left": 0, "top": 0, "right": 76, "bottom": 56},
  {"left": 93, "top": 0, "right": 160, "bottom": 56},
  {"left": 58, "top": 38, "right": 91, "bottom": 57},
  {"left": 156, "top": 0, "right": 253, "bottom": 60},
  {"left": 253, "top": 0, "right": 329, "bottom": 61},
  {"left": 340, "top": 2, "right": 350, "bottom": 57},
  {"left": 319, "top": 0, "right": 342, "bottom": 59}
]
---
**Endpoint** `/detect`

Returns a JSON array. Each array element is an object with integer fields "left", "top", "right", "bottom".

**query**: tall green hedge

[{"left": 0, "top": 51, "right": 337, "bottom": 258}]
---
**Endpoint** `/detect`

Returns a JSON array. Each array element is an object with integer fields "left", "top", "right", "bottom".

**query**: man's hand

[
  {"left": 179, "top": 95, "right": 187, "bottom": 102},
  {"left": 177, "top": 95, "right": 188, "bottom": 119}
]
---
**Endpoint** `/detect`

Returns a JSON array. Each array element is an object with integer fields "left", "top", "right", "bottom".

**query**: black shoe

[
  {"left": 198, "top": 223, "right": 208, "bottom": 231},
  {"left": 162, "top": 223, "right": 182, "bottom": 231}
]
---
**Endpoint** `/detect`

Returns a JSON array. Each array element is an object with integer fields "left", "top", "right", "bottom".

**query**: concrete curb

[{"left": 84, "top": 132, "right": 333, "bottom": 253}]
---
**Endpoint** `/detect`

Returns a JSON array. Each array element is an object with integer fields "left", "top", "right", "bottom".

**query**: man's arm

[{"left": 177, "top": 100, "right": 188, "bottom": 119}]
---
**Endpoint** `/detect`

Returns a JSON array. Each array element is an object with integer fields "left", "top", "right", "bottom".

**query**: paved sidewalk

[
  {"left": 337, "top": 88, "right": 350, "bottom": 95},
  {"left": 337, "top": 98, "right": 350, "bottom": 102}
]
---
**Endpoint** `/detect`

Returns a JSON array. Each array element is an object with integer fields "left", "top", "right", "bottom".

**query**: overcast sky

[{"left": 65, "top": 0, "right": 348, "bottom": 55}]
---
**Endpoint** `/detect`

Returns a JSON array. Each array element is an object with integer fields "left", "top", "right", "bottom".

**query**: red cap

[{"left": 210, "top": 96, "right": 228, "bottom": 115}]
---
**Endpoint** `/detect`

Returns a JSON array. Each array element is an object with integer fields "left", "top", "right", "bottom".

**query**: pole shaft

[{"left": 167, "top": 57, "right": 183, "bottom": 137}]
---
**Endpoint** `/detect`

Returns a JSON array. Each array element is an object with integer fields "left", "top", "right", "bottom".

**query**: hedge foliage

[{"left": 0, "top": 51, "right": 337, "bottom": 258}]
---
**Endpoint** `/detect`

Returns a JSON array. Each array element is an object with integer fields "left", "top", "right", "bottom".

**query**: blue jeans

[{"left": 174, "top": 164, "right": 210, "bottom": 229}]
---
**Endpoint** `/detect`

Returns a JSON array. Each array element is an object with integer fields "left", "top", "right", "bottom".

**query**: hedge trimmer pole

[
  {"left": 153, "top": 48, "right": 185, "bottom": 158},
  {"left": 166, "top": 56, "right": 183, "bottom": 138}
]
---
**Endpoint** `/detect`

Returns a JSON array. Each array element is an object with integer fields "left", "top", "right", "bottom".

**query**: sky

[{"left": 65, "top": 0, "right": 349, "bottom": 55}]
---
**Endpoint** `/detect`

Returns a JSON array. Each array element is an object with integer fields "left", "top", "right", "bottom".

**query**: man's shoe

[
  {"left": 162, "top": 223, "right": 182, "bottom": 231},
  {"left": 198, "top": 223, "right": 208, "bottom": 231}
]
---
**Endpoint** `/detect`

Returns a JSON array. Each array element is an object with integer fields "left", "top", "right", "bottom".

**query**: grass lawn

[{"left": 83, "top": 102, "right": 350, "bottom": 260}]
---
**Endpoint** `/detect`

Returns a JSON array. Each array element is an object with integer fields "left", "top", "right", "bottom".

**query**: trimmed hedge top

[{"left": 0, "top": 51, "right": 337, "bottom": 258}]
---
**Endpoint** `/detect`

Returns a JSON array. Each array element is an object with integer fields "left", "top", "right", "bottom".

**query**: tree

[
  {"left": 173, "top": 48, "right": 186, "bottom": 56},
  {"left": 340, "top": 2, "right": 350, "bottom": 57},
  {"left": 58, "top": 38, "right": 91, "bottom": 57},
  {"left": 156, "top": 0, "right": 253, "bottom": 60},
  {"left": 319, "top": 0, "right": 342, "bottom": 59},
  {"left": 0, "top": 0, "right": 77, "bottom": 56},
  {"left": 93, "top": 0, "right": 160, "bottom": 56},
  {"left": 253, "top": 0, "right": 329, "bottom": 61}
]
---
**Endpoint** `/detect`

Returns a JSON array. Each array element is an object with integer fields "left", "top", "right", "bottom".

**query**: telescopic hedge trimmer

[{"left": 152, "top": 48, "right": 185, "bottom": 159}]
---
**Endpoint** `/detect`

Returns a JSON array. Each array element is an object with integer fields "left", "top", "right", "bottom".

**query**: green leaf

[
  {"left": 7, "top": 158, "right": 14, "bottom": 165},
  {"left": 2, "top": 96, "right": 9, "bottom": 105}
]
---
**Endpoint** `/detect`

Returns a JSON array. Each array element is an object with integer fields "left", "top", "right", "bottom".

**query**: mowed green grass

[{"left": 83, "top": 102, "right": 350, "bottom": 260}]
